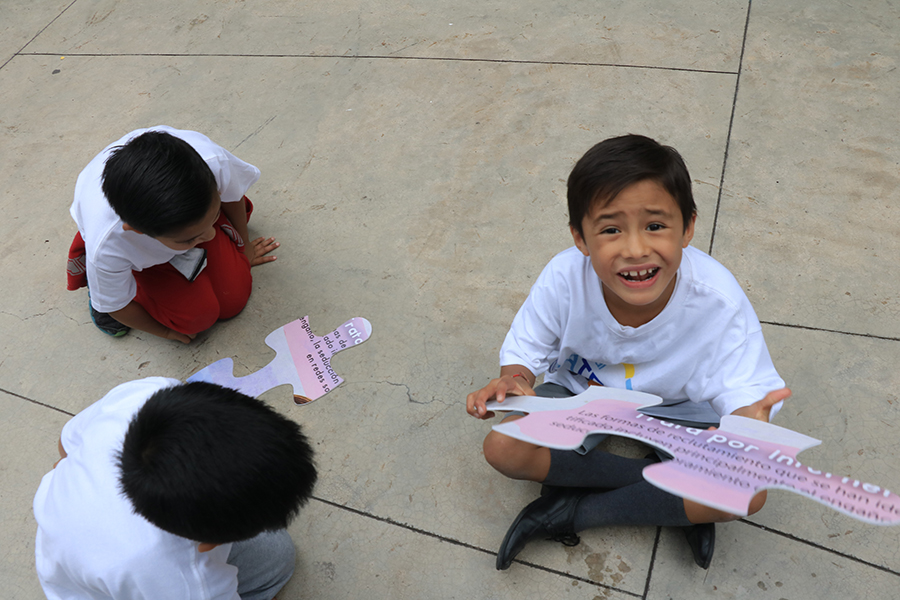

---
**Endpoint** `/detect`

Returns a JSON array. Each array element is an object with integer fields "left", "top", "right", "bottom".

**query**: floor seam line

[
  {"left": 760, "top": 320, "right": 900, "bottom": 342},
  {"left": 16, "top": 51, "right": 739, "bottom": 74},
  {"left": 739, "top": 520, "right": 900, "bottom": 577},
  {"left": 0, "top": 0, "right": 80, "bottom": 72},
  {"left": 642, "top": 527, "right": 662, "bottom": 599},
  {"left": 0, "top": 387, "right": 75, "bottom": 416},
  {"left": 708, "top": 0, "right": 753, "bottom": 256}
]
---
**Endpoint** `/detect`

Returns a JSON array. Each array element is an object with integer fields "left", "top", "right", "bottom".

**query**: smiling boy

[{"left": 466, "top": 134, "right": 789, "bottom": 570}]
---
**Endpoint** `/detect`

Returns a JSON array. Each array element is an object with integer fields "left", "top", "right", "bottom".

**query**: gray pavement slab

[
  {"left": 649, "top": 522, "right": 900, "bottom": 599},
  {"left": 3, "top": 1, "right": 900, "bottom": 599},
  {"left": 285, "top": 501, "right": 638, "bottom": 600},
  {"left": 0, "top": 51, "right": 733, "bottom": 406},
  {"left": 0, "top": 392, "right": 70, "bottom": 600},
  {"left": 713, "top": 1, "right": 900, "bottom": 338},
  {"left": 26, "top": 0, "right": 746, "bottom": 71},
  {"left": 752, "top": 325, "right": 900, "bottom": 571},
  {"left": 0, "top": 1, "right": 70, "bottom": 69}
]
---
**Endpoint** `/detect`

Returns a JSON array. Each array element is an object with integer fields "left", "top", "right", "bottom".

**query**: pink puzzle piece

[
  {"left": 488, "top": 387, "right": 900, "bottom": 525},
  {"left": 187, "top": 316, "right": 372, "bottom": 404}
]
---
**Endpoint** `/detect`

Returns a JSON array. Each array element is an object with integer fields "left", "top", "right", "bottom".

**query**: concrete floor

[{"left": 2, "top": 1, "right": 900, "bottom": 598}]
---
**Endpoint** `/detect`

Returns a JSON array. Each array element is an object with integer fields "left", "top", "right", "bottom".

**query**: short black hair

[
  {"left": 118, "top": 382, "right": 317, "bottom": 544},
  {"left": 101, "top": 131, "right": 218, "bottom": 237},
  {"left": 567, "top": 134, "right": 696, "bottom": 237}
]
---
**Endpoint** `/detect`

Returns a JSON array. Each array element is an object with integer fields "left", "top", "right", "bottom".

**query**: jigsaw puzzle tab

[{"left": 187, "top": 316, "right": 372, "bottom": 404}]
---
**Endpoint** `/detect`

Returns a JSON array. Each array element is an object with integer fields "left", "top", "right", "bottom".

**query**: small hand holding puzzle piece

[
  {"left": 188, "top": 316, "right": 372, "bottom": 404},
  {"left": 488, "top": 387, "right": 900, "bottom": 525}
]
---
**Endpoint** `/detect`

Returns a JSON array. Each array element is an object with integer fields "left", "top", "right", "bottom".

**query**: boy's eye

[
  {"left": 600, "top": 227, "right": 620, "bottom": 235},
  {"left": 647, "top": 223, "right": 665, "bottom": 232}
]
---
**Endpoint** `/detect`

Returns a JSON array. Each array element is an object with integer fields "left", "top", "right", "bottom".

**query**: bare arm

[
  {"left": 466, "top": 364, "right": 536, "bottom": 420},
  {"left": 53, "top": 437, "right": 67, "bottom": 468},
  {"left": 110, "top": 301, "right": 194, "bottom": 344},
  {"left": 730, "top": 387, "right": 792, "bottom": 422},
  {"left": 220, "top": 198, "right": 279, "bottom": 267}
]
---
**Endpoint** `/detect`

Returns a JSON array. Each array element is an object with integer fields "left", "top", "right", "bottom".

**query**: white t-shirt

[
  {"left": 500, "top": 245, "right": 785, "bottom": 418},
  {"left": 70, "top": 126, "right": 260, "bottom": 313},
  {"left": 33, "top": 377, "right": 240, "bottom": 600}
]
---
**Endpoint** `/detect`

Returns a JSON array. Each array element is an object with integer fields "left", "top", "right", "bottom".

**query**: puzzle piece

[
  {"left": 488, "top": 387, "right": 900, "bottom": 525},
  {"left": 187, "top": 316, "right": 372, "bottom": 404}
]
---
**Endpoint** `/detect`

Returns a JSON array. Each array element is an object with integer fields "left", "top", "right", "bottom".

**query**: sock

[
  {"left": 542, "top": 448, "right": 656, "bottom": 489},
  {"left": 573, "top": 481, "right": 693, "bottom": 532}
]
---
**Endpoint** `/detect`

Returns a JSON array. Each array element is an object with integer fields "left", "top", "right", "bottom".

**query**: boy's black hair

[
  {"left": 567, "top": 134, "right": 696, "bottom": 237},
  {"left": 118, "top": 382, "right": 318, "bottom": 544},
  {"left": 101, "top": 131, "right": 218, "bottom": 238}
]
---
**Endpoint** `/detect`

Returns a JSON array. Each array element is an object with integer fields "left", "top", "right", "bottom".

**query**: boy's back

[
  {"left": 34, "top": 377, "right": 317, "bottom": 600},
  {"left": 33, "top": 378, "right": 240, "bottom": 599}
]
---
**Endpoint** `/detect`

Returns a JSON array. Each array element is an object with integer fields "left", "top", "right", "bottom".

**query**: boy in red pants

[{"left": 67, "top": 126, "right": 278, "bottom": 342}]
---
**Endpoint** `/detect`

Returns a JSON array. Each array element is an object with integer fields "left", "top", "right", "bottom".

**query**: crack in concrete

[
  {"left": 375, "top": 381, "right": 452, "bottom": 406},
  {"left": 378, "top": 380, "right": 415, "bottom": 402},
  {"left": 1, "top": 307, "right": 81, "bottom": 326}
]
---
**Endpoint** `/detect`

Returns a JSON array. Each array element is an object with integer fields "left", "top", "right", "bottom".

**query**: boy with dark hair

[
  {"left": 34, "top": 378, "right": 317, "bottom": 599},
  {"left": 66, "top": 126, "right": 280, "bottom": 342},
  {"left": 466, "top": 134, "right": 790, "bottom": 570}
]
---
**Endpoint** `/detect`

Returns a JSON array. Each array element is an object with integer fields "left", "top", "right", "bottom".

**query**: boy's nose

[
  {"left": 196, "top": 226, "right": 217, "bottom": 245},
  {"left": 623, "top": 232, "right": 650, "bottom": 257}
]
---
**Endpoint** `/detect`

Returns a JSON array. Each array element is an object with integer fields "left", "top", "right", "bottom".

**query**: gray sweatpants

[{"left": 227, "top": 529, "right": 296, "bottom": 600}]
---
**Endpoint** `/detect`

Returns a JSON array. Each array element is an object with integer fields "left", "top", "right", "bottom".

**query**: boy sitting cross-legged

[
  {"left": 34, "top": 379, "right": 318, "bottom": 599},
  {"left": 466, "top": 134, "right": 790, "bottom": 570},
  {"left": 67, "top": 126, "right": 280, "bottom": 342}
]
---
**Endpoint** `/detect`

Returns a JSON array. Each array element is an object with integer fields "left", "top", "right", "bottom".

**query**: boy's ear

[
  {"left": 122, "top": 222, "right": 145, "bottom": 236},
  {"left": 570, "top": 224, "right": 590, "bottom": 257},
  {"left": 682, "top": 213, "right": 697, "bottom": 248}
]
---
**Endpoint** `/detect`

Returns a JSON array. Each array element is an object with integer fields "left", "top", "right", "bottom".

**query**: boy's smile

[{"left": 571, "top": 179, "right": 695, "bottom": 328}]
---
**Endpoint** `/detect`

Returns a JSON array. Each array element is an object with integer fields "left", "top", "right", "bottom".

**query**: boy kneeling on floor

[{"left": 67, "top": 126, "right": 280, "bottom": 342}]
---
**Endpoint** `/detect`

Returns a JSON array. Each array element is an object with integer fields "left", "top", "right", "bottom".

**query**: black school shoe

[
  {"left": 683, "top": 522, "right": 715, "bottom": 569},
  {"left": 88, "top": 297, "right": 130, "bottom": 337},
  {"left": 496, "top": 488, "right": 587, "bottom": 570}
]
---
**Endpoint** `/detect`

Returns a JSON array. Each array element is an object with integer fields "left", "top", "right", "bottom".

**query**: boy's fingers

[
  {"left": 467, "top": 391, "right": 488, "bottom": 417},
  {"left": 251, "top": 255, "right": 277, "bottom": 266},
  {"left": 466, "top": 391, "right": 478, "bottom": 414},
  {"left": 760, "top": 387, "right": 791, "bottom": 409},
  {"left": 495, "top": 380, "right": 512, "bottom": 403}
]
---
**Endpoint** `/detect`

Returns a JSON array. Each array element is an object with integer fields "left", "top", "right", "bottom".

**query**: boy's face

[
  {"left": 152, "top": 194, "right": 222, "bottom": 251},
  {"left": 571, "top": 179, "right": 695, "bottom": 328}
]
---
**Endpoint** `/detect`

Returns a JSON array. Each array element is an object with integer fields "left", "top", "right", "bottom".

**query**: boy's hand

[
  {"left": 466, "top": 375, "right": 535, "bottom": 420},
  {"left": 730, "top": 387, "right": 791, "bottom": 423},
  {"left": 165, "top": 329, "right": 197, "bottom": 344},
  {"left": 246, "top": 236, "right": 279, "bottom": 267}
]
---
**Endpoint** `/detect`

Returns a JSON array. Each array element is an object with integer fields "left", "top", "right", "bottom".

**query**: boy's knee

[
  {"left": 482, "top": 430, "right": 516, "bottom": 472},
  {"left": 216, "top": 276, "right": 252, "bottom": 320},
  {"left": 483, "top": 431, "right": 548, "bottom": 481},
  {"left": 171, "top": 311, "right": 219, "bottom": 336},
  {"left": 747, "top": 490, "right": 767, "bottom": 516}
]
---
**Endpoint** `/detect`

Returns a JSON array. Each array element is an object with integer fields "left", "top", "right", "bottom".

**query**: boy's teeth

[{"left": 622, "top": 268, "right": 658, "bottom": 281}]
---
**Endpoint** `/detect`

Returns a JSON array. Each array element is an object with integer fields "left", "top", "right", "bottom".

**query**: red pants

[{"left": 68, "top": 198, "right": 254, "bottom": 336}]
